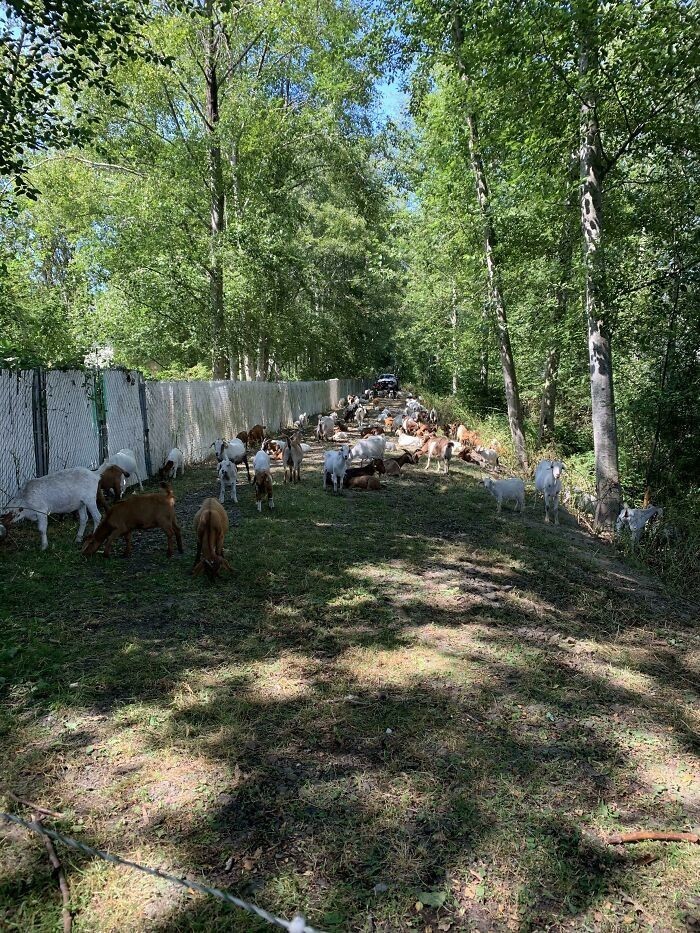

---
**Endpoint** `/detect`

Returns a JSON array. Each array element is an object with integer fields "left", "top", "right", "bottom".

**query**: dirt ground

[{"left": 1, "top": 422, "right": 698, "bottom": 932}]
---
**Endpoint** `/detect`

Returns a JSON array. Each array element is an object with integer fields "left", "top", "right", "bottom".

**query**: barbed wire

[{"left": 1, "top": 812, "right": 323, "bottom": 933}]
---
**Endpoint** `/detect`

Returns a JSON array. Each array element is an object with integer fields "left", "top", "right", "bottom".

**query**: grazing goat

[
  {"left": 253, "top": 450, "right": 274, "bottom": 512},
  {"left": 616, "top": 505, "right": 664, "bottom": 543},
  {"left": 248, "top": 424, "right": 266, "bottom": 448},
  {"left": 351, "top": 434, "right": 386, "bottom": 465},
  {"left": 346, "top": 474, "right": 381, "bottom": 490},
  {"left": 192, "top": 498, "right": 232, "bottom": 578},
  {"left": 420, "top": 436, "right": 455, "bottom": 474},
  {"left": 564, "top": 487, "right": 596, "bottom": 517},
  {"left": 159, "top": 447, "right": 184, "bottom": 481},
  {"left": 99, "top": 448, "right": 143, "bottom": 491},
  {"left": 534, "top": 459, "right": 564, "bottom": 525},
  {"left": 475, "top": 445, "right": 499, "bottom": 466},
  {"left": 481, "top": 476, "right": 525, "bottom": 514},
  {"left": 82, "top": 484, "right": 183, "bottom": 558},
  {"left": 2, "top": 467, "right": 102, "bottom": 550},
  {"left": 343, "top": 458, "right": 386, "bottom": 487},
  {"left": 283, "top": 431, "right": 304, "bottom": 483},
  {"left": 98, "top": 465, "right": 129, "bottom": 509},
  {"left": 212, "top": 437, "right": 251, "bottom": 482},
  {"left": 323, "top": 445, "right": 352, "bottom": 493},
  {"left": 217, "top": 458, "right": 238, "bottom": 503}
]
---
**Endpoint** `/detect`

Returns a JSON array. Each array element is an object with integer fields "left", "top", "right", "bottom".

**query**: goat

[
  {"left": 248, "top": 424, "right": 266, "bottom": 448},
  {"left": 217, "top": 457, "right": 238, "bottom": 503},
  {"left": 323, "top": 445, "right": 352, "bottom": 493},
  {"left": 481, "top": 476, "right": 525, "bottom": 514},
  {"left": 343, "top": 458, "right": 386, "bottom": 487},
  {"left": 99, "top": 448, "right": 143, "bottom": 491},
  {"left": 283, "top": 431, "right": 304, "bottom": 483},
  {"left": 386, "top": 451, "right": 416, "bottom": 469},
  {"left": 82, "top": 484, "right": 183, "bottom": 558},
  {"left": 236, "top": 430, "right": 249, "bottom": 447},
  {"left": 418, "top": 436, "right": 455, "bottom": 474},
  {"left": 192, "top": 498, "right": 232, "bottom": 578},
  {"left": 253, "top": 450, "right": 274, "bottom": 512},
  {"left": 475, "top": 445, "right": 499, "bottom": 466},
  {"left": 616, "top": 505, "right": 664, "bottom": 543},
  {"left": 211, "top": 438, "right": 251, "bottom": 482},
  {"left": 346, "top": 474, "right": 381, "bottom": 490},
  {"left": 98, "top": 465, "right": 129, "bottom": 509},
  {"left": 534, "top": 459, "right": 565, "bottom": 525},
  {"left": 350, "top": 434, "right": 386, "bottom": 465},
  {"left": 333, "top": 429, "right": 351, "bottom": 442},
  {"left": 563, "top": 486, "right": 596, "bottom": 517},
  {"left": 158, "top": 447, "right": 184, "bottom": 481},
  {"left": 2, "top": 467, "right": 102, "bottom": 550},
  {"left": 316, "top": 416, "right": 335, "bottom": 441},
  {"left": 295, "top": 412, "right": 309, "bottom": 430},
  {"left": 429, "top": 407, "right": 438, "bottom": 424},
  {"left": 396, "top": 433, "right": 423, "bottom": 453},
  {"left": 355, "top": 405, "right": 367, "bottom": 427}
]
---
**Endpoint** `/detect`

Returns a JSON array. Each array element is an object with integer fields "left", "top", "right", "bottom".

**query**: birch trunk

[
  {"left": 452, "top": 14, "right": 528, "bottom": 466},
  {"left": 450, "top": 282, "right": 458, "bottom": 395},
  {"left": 579, "top": 8, "right": 620, "bottom": 526},
  {"left": 205, "top": 1, "right": 228, "bottom": 380}
]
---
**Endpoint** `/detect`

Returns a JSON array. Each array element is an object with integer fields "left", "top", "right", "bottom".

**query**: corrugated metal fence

[{"left": 0, "top": 369, "right": 364, "bottom": 502}]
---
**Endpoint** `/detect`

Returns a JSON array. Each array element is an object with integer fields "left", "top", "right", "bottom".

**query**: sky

[{"left": 375, "top": 75, "right": 411, "bottom": 124}]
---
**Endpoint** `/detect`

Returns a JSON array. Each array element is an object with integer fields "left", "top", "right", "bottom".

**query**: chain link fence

[
  {"left": 0, "top": 369, "right": 365, "bottom": 505},
  {"left": 0, "top": 370, "right": 36, "bottom": 503}
]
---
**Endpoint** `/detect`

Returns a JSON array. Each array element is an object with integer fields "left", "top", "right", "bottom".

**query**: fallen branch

[
  {"left": 607, "top": 830, "right": 700, "bottom": 845},
  {"left": 34, "top": 813, "right": 73, "bottom": 933},
  {"left": 2, "top": 790, "right": 65, "bottom": 819}
]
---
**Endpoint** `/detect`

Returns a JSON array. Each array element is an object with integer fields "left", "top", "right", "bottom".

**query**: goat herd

[{"left": 0, "top": 390, "right": 663, "bottom": 577}]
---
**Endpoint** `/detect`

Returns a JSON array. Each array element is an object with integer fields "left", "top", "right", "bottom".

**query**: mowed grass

[{"left": 1, "top": 442, "right": 699, "bottom": 932}]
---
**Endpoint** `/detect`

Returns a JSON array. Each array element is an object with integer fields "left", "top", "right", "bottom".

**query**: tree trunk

[
  {"left": 451, "top": 14, "right": 528, "bottom": 467},
  {"left": 450, "top": 282, "right": 458, "bottom": 395},
  {"left": 480, "top": 299, "right": 489, "bottom": 393},
  {"left": 579, "top": 8, "right": 620, "bottom": 526},
  {"left": 646, "top": 261, "right": 679, "bottom": 488},
  {"left": 205, "top": 1, "right": 228, "bottom": 380},
  {"left": 538, "top": 158, "right": 577, "bottom": 446}
]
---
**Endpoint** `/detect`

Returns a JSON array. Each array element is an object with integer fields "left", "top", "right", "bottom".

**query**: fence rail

[{"left": 0, "top": 369, "right": 365, "bottom": 503}]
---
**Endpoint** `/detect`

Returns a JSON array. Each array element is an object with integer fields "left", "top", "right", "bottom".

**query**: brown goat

[
  {"left": 97, "top": 465, "right": 129, "bottom": 509},
  {"left": 247, "top": 424, "right": 266, "bottom": 448},
  {"left": 82, "top": 483, "right": 183, "bottom": 558},
  {"left": 283, "top": 431, "right": 303, "bottom": 484},
  {"left": 384, "top": 451, "right": 417, "bottom": 476},
  {"left": 343, "top": 458, "right": 386, "bottom": 487},
  {"left": 420, "top": 436, "right": 455, "bottom": 474},
  {"left": 192, "top": 498, "right": 232, "bottom": 579},
  {"left": 254, "top": 470, "right": 274, "bottom": 512},
  {"left": 346, "top": 474, "right": 381, "bottom": 490},
  {"left": 236, "top": 430, "right": 249, "bottom": 447}
]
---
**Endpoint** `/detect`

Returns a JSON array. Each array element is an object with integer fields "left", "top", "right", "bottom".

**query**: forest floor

[{"left": 1, "top": 430, "right": 699, "bottom": 933}]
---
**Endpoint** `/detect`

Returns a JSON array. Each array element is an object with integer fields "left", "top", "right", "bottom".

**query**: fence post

[
  {"left": 93, "top": 369, "right": 109, "bottom": 464},
  {"left": 138, "top": 374, "right": 152, "bottom": 478},
  {"left": 31, "top": 368, "right": 49, "bottom": 476}
]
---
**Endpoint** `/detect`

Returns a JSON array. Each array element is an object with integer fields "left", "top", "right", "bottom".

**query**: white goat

[
  {"left": 212, "top": 437, "right": 251, "bottom": 481},
  {"left": 534, "top": 459, "right": 565, "bottom": 525},
  {"left": 563, "top": 486, "right": 596, "bottom": 517},
  {"left": 99, "top": 448, "right": 143, "bottom": 491},
  {"left": 316, "top": 416, "right": 335, "bottom": 441},
  {"left": 295, "top": 412, "right": 309, "bottom": 430},
  {"left": 217, "top": 458, "right": 238, "bottom": 504},
  {"left": 355, "top": 405, "right": 367, "bottom": 427},
  {"left": 2, "top": 468, "right": 102, "bottom": 550},
  {"left": 160, "top": 447, "right": 184, "bottom": 479},
  {"left": 351, "top": 434, "right": 387, "bottom": 464},
  {"left": 323, "top": 445, "right": 352, "bottom": 493},
  {"left": 616, "top": 505, "right": 664, "bottom": 542},
  {"left": 481, "top": 476, "right": 525, "bottom": 514},
  {"left": 475, "top": 445, "right": 499, "bottom": 467}
]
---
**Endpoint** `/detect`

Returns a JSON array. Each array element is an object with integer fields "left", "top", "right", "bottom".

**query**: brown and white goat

[
  {"left": 343, "top": 458, "right": 386, "bottom": 487},
  {"left": 420, "top": 436, "right": 455, "bottom": 474},
  {"left": 82, "top": 483, "right": 183, "bottom": 558},
  {"left": 192, "top": 498, "right": 232, "bottom": 578},
  {"left": 98, "top": 465, "right": 129, "bottom": 509}
]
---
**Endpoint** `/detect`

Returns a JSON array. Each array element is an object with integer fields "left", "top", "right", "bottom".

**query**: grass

[{"left": 0, "top": 437, "right": 699, "bottom": 932}]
